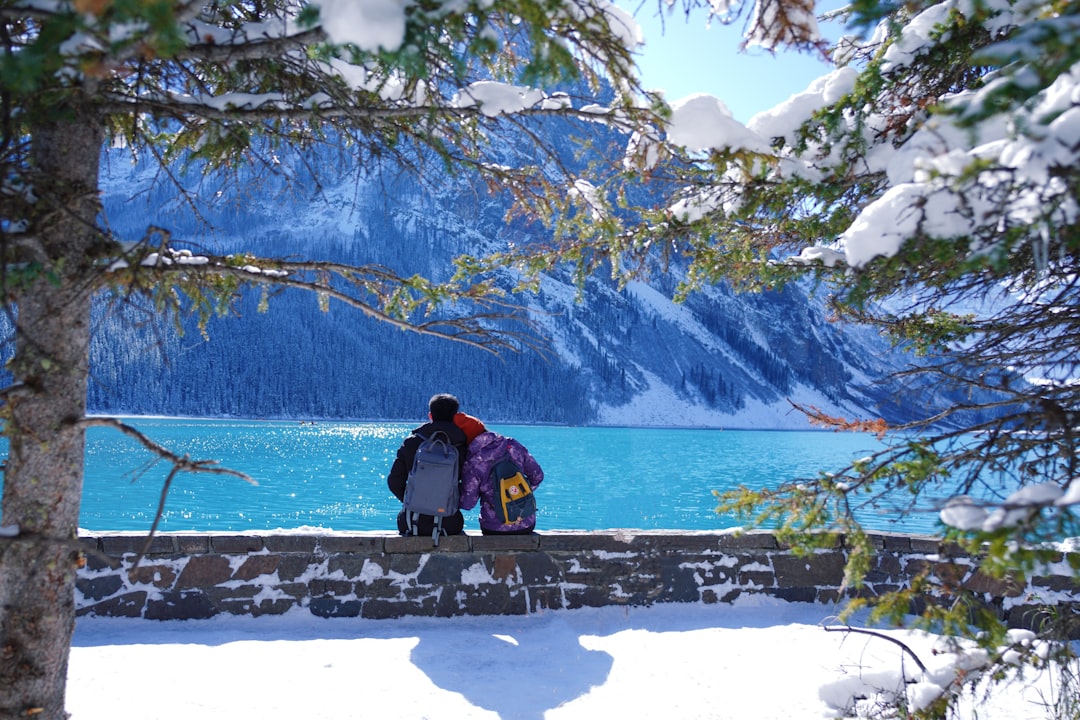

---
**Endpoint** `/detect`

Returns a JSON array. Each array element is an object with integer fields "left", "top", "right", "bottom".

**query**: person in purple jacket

[{"left": 458, "top": 423, "right": 544, "bottom": 535}]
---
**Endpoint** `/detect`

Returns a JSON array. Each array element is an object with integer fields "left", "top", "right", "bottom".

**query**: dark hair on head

[{"left": 428, "top": 393, "right": 460, "bottom": 422}]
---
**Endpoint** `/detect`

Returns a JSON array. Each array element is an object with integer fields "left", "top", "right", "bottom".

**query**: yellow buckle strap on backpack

[{"left": 492, "top": 458, "right": 536, "bottom": 525}]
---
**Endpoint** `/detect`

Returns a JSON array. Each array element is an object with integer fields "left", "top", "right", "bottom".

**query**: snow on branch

[{"left": 101, "top": 242, "right": 547, "bottom": 355}]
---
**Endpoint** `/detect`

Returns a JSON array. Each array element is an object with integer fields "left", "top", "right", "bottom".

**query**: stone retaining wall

[{"left": 75, "top": 531, "right": 1080, "bottom": 628}]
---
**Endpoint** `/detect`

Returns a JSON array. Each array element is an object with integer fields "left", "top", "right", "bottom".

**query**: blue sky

[{"left": 624, "top": 2, "right": 844, "bottom": 121}]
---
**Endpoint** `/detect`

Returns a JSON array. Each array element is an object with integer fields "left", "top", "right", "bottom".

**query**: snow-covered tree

[
  {"left": 640, "top": 0, "right": 1080, "bottom": 714},
  {"left": 0, "top": 0, "right": 700, "bottom": 714}
]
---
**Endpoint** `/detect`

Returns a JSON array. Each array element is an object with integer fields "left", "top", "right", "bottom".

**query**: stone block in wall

[
  {"left": 309, "top": 579, "right": 354, "bottom": 597},
  {"left": 207, "top": 585, "right": 298, "bottom": 617},
  {"left": 357, "top": 596, "right": 412, "bottom": 619},
  {"left": 607, "top": 533, "right": 726, "bottom": 554},
  {"left": 514, "top": 552, "right": 563, "bottom": 586},
  {"left": 715, "top": 532, "right": 779, "bottom": 550},
  {"left": 355, "top": 553, "right": 392, "bottom": 579},
  {"left": 490, "top": 554, "right": 519, "bottom": 583},
  {"left": 901, "top": 556, "right": 932, "bottom": 578},
  {"left": 418, "top": 553, "right": 486, "bottom": 585},
  {"left": 354, "top": 595, "right": 406, "bottom": 621},
  {"left": 472, "top": 534, "right": 541, "bottom": 552},
  {"left": 656, "top": 556, "right": 715, "bottom": 603},
  {"left": 909, "top": 537, "right": 942, "bottom": 553},
  {"left": 772, "top": 552, "right": 847, "bottom": 588},
  {"left": 539, "top": 533, "right": 643, "bottom": 554},
  {"left": 318, "top": 535, "right": 384, "bottom": 554},
  {"left": 206, "top": 583, "right": 262, "bottom": 612},
  {"left": 816, "top": 588, "right": 846, "bottom": 604},
  {"left": 768, "top": 586, "right": 817, "bottom": 603},
  {"left": 602, "top": 558, "right": 665, "bottom": 605},
  {"left": 1006, "top": 603, "right": 1080, "bottom": 639},
  {"left": 100, "top": 534, "right": 175, "bottom": 556},
  {"left": 931, "top": 559, "right": 969, "bottom": 588},
  {"left": 276, "top": 554, "right": 317, "bottom": 582},
  {"left": 852, "top": 583, "right": 904, "bottom": 600},
  {"left": 701, "top": 586, "right": 741, "bottom": 604},
  {"left": 176, "top": 535, "right": 211, "bottom": 554},
  {"left": 276, "top": 582, "right": 310, "bottom": 602},
  {"left": 249, "top": 598, "right": 300, "bottom": 617},
  {"left": 561, "top": 583, "right": 625, "bottom": 610},
  {"left": 127, "top": 563, "right": 177, "bottom": 589},
  {"left": 76, "top": 574, "right": 124, "bottom": 601},
  {"left": 310, "top": 596, "right": 363, "bottom": 618},
  {"left": 860, "top": 534, "right": 887, "bottom": 550},
  {"left": 264, "top": 534, "right": 319, "bottom": 553},
  {"left": 937, "top": 541, "right": 967, "bottom": 558},
  {"left": 234, "top": 554, "right": 280, "bottom": 581},
  {"left": 388, "top": 553, "right": 425, "bottom": 577},
  {"left": 528, "top": 586, "right": 568, "bottom": 612},
  {"left": 778, "top": 534, "right": 845, "bottom": 551},
  {"left": 175, "top": 555, "right": 233, "bottom": 589},
  {"left": 327, "top": 554, "right": 370, "bottom": 580},
  {"left": 387, "top": 587, "right": 444, "bottom": 617},
  {"left": 963, "top": 569, "right": 1024, "bottom": 598},
  {"left": 77, "top": 591, "right": 147, "bottom": 618},
  {"left": 210, "top": 534, "right": 264, "bottom": 553},
  {"left": 867, "top": 553, "right": 903, "bottom": 583},
  {"left": 454, "top": 582, "right": 528, "bottom": 616},
  {"left": 880, "top": 534, "right": 918, "bottom": 552},
  {"left": 1031, "top": 574, "right": 1080, "bottom": 595},
  {"left": 556, "top": 550, "right": 638, "bottom": 588},
  {"left": 386, "top": 534, "right": 470, "bottom": 553},
  {"left": 82, "top": 551, "right": 116, "bottom": 573},
  {"left": 355, "top": 576, "right": 401, "bottom": 600},
  {"left": 737, "top": 564, "right": 774, "bottom": 589},
  {"left": 145, "top": 590, "right": 218, "bottom": 620}
]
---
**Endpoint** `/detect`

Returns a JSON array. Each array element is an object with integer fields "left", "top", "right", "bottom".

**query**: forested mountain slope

[{"left": 84, "top": 147, "right": 924, "bottom": 428}]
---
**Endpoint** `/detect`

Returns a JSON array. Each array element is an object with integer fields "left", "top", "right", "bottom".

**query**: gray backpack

[{"left": 402, "top": 430, "right": 460, "bottom": 545}]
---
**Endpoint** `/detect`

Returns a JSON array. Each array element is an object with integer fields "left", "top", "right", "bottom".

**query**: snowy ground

[{"left": 68, "top": 597, "right": 1070, "bottom": 719}]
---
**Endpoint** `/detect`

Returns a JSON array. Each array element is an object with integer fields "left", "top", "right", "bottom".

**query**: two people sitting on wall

[{"left": 386, "top": 393, "right": 544, "bottom": 537}]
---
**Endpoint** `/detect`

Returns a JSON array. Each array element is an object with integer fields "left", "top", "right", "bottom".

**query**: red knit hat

[{"left": 454, "top": 412, "right": 486, "bottom": 444}]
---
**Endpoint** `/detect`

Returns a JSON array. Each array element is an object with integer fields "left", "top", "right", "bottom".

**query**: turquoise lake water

[{"left": 5, "top": 418, "right": 947, "bottom": 534}]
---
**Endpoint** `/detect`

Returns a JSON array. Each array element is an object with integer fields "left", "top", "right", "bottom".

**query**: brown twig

[
  {"left": 823, "top": 620, "right": 928, "bottom": 674},
  {"left": 78, "top": 416, "right": 256, "bottom": 567}
]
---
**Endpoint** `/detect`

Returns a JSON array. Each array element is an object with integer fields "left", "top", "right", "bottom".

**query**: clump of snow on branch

[
  {"left": 665, "top": 94, "right": 771, "bottom": 153},
  {"left": 106, "top": 248, "right": 288, "bottom": 278},
  {"left": 746, "top": 66, "right": 858, "bottom": 147},
  {"left": 668, "top": 187, "right": 727, "bottom": 223},
  {"left": 316, "top": 0, "right": 407, "bottom": 52},
  {"left": 586, "top": 0, "right": 644, "bottom": 51},
  {"left": 940, "top": 480, "right": 1080, "bottom": 532},
  {"left": 453, "top": 82, "right": 545, "bottom": 117},
  {"left": 571, "top": 179, "right": 606, "bottom": 220},
  {"left": 819, "top": 625, "right": 1054, "bottom": 717}
]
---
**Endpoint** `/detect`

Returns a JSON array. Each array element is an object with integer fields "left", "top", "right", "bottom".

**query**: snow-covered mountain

[{"left": 87, "top": 145, "right": 928, "bottom": 429}]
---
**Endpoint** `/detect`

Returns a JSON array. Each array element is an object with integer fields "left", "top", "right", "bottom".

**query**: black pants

[
  {"left": 480, "top": 523, "right": 535, "bottom": 536},
  {"left": 397, "top": 509, "right": 464, "bottom": 537}
]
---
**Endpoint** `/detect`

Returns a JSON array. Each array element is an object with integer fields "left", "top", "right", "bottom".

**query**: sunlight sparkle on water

[{"left": 65, "top": 419, "right": 949, "bottom": 534}]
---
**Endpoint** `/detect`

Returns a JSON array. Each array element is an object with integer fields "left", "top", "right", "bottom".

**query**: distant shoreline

[{"left": 84, "top": 413, "right": 847, "bottom": 433}]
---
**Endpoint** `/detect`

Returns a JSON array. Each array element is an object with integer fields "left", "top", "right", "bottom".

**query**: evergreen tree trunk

[{"left": 0, "top": 90, "right": 103, "bottom": 720}]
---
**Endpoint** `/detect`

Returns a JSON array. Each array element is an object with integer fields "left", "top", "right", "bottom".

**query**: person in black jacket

[{"left": 387, "top": 393, "right": 469, "bottom": 537}]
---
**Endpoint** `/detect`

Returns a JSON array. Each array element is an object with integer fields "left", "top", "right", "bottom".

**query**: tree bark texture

[{"left": 0, "top": 92, "right": 103, "bottom": 720}]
